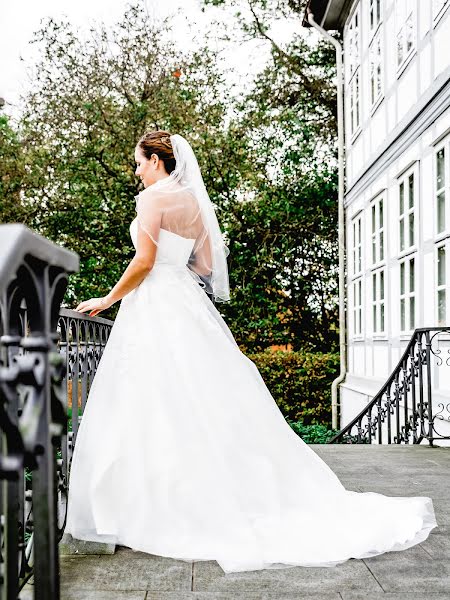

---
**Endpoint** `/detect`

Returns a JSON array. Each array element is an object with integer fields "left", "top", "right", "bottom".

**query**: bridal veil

[{"left": 135, "top": 134, "right": 230, "bottom": 302}]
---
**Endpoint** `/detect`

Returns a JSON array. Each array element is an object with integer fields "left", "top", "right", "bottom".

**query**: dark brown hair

[{"left": 137, "top": 130, "right": 176, "bottom": 174}]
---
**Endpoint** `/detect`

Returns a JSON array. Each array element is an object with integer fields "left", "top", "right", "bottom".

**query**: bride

[{"left": 65, "top": 130, "right": 438, "bottom": 574}]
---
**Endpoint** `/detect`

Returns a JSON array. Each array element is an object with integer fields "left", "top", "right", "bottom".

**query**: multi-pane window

[
  {"left": 369, "top": 0, "right": 382, "bottom": 33},
  {"left": 369, "top": 30, "right": 383, "bottom": 106},
  {"left": 399, "top": 256, "right": 416, "bottom": 332},
  {"left": 352, "top": 214, "right": 362, "bottom": 275},
  {"left": 350, "top": 72, "right": 361, "bottom": 136},
  {"left": 399, "top": 170, "right": 415, "bottom": 252},
  {"left": 372, "top": 269, "right": 385, "bottom": 333},
  {"left": 371, "top": 195, "right": 385, "bottom": 264},
  {"left": 352, "top": 279, "right": 363, "bottom": 336},
  {"left": 437, "top": 245, "right": 446, "bottom": 325},
  {"left": 347, "top": 5, "right": 360, "bottom": 78},
  {"left": 435, "top": 144, "right": 449, "bottom": 325},
  {"left": 436, "top": 144, "right": 448, "bottom": 234},
  {"left": 396, "top": 0, "right": 415, "bottom": 68},
  {"left": 433, "top": 0, "right": 449, "bottom": 20},
  {"left": 347, "top": 5, "right": 361, "bottom": 137}
]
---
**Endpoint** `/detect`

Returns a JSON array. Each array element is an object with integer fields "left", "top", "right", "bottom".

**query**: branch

[{"left": 247, "top": 0, "right": 336, "bottom": 112}]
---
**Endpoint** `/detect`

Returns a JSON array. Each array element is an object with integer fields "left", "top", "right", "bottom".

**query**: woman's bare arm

[{"left": 105, "top": 223, "right": 157, "bottom": 305}]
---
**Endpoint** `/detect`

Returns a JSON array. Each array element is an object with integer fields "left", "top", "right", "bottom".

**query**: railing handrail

[
  {"left": 0, "top": 223, "right": 79, "bottom": 286},
  {"left": 59, "top": 307, "right": 115, "bottom": 327},
  {"left": 328, "top": 326, "right": 450, "bottom": 444}
]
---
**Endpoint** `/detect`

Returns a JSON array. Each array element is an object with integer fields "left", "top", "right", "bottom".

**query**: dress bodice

[{"left": 130, "top": 217, "right": 196, "bottom": 267}]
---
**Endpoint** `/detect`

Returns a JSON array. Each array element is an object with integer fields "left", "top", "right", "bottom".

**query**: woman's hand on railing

[{"left": 73, "top": 295, "right": 114, "bottom": 317}]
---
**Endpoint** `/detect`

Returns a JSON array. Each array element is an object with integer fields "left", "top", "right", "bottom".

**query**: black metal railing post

[
  {"left": 0, "top": 224, "right": 78, "bottom": 600},
  {"left": 425, "top": 330, "right": 434, "bottom": 444},
  {"left": 0, "top": 224, "right": 115, "bottom": 599}
]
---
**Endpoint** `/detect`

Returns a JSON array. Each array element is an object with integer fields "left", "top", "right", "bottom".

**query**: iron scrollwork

[{"left": 329, "top": 327, "right": 450, "bottom": 445}]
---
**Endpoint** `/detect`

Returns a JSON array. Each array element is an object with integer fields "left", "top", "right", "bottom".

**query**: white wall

[
  {"left": 344, "top": 1, "right": 450, "bottom": 190},
  {"left": 340, "top": 1, "right": 450, "bottom": 445}
]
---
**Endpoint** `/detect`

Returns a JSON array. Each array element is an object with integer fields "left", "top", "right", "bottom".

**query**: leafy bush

[
  {"left": 286, "top": 420, "right": 340, "bottom": 444},
  {"left": 245, "top": 349, "right": 340, "bottom": 425}
]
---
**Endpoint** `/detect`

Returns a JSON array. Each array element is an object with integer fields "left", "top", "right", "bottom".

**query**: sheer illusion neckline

[{"left": 132, "top": 217, "right": 196, "bottom": 242}]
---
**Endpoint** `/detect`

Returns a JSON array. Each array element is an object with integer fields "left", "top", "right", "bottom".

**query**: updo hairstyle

[{"left": 137, "top": 130, "right": 176, "bottom": 174}]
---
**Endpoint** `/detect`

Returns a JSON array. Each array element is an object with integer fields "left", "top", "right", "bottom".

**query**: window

[
  {"left": 434, "top": 143, "right": 450, "bottom": 324},
  {"left": 433, "top": 0, "right": 449, "bottom": 21},
  {"left": 399, "top": 169, "right": 416, "bottom": 252},
  {"left": 371, "top": 195, "right": 385, "bottom": 264},
  {"left": 372, "top": 269, "right": 385, "bottom": 334},
  {"left": 352, "top": 279, "right": 363, "bottom": 336},
  {"left": 369, "top": 0, "right": 382, "bottom": 34},
  {"left": 435, "top": 144, "right": 448, "bottom": 235},
  {"left": 399, "top": 256, "right": 416, "bottom": 332},
  {"left": 347, "top": 5, "right": 360, "bottom": 79},
  {"left": 352, "top": 214, "right": 362, "bottom": 275},
  {"left": 437, "top": 245, "right": 446, "bottom": 325},
  {"left": 346, "top": 5, "right": 361, "bottom": 137},
  {"left": 396, "top": 0, "right": 415, "bottom": 68},
  {"left": 350, "top": 72, "right": 361, "bottom": 136},
  {"left": 369, "top": 29, "right": 383, "bottom": 106}
]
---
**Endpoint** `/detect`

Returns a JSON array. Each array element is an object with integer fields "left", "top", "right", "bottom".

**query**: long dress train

[{"left": 64, "top": 217, "right": 438, "bottom": 574}]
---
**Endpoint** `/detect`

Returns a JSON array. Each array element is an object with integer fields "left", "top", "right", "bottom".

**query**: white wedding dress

[{"left": 65, "top": 216, "right": 438, "bottom": 574}]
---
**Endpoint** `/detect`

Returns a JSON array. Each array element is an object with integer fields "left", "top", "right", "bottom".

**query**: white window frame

[
  {"left": 369, "top": 28, "right": 383, "bottom": 107},
  {"left": 369, "top": 0, "right": 382, "bottom": 37},
  {"left": 436, "top": 242, "right": 450, "bottom": 326},
  {"left": 350, "top": 71, "right": 361, "bottom": 137},
  {"left": 372, "top": 268, "right": 386, "bottom": 335},
  {"left": 398, "top": 165, "right": 417, "bottom": 255},
  {"left": 351, "top": 213, "right": 363, "bottom": 276},
  {"left": 395, "top": 0, "right": 415, "bottom": 72},
  {"left": 433, "top": 0, "right": 450, "bottom": 23},
  {"left": 346, "top": 4, "right": 361, "bottom": 139},
  {"left": 435, "top": 140, "right": 450, "bottom": 237},
  {"left": 371, "top": 194, "right": 385, "bottom": 266},
  {"left": 352, "top": 278, "right": 363, "bottom": 338},
  {"left": 399, "top": 255, "right": 416, "bottom": 333}
]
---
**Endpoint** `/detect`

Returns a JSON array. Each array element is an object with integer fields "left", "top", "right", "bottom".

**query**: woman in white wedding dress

[{"left": 65, "top": 130, "right": 438, "bottom": 574}]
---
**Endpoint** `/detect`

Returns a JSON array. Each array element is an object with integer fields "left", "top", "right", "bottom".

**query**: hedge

[{"left": 245, "top": 349, "right": 340, "bottom": 426}]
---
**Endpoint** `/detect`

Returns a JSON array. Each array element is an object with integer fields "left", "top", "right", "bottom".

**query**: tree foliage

[
  {"left": 7, "top": 6, "right": 247, "bottom": 310},
  {"left": 202, "top": 0, "right": 340, "bottom": 351},
  {"left": 0, "top": 1, "right": 339, "bottom": 353}
]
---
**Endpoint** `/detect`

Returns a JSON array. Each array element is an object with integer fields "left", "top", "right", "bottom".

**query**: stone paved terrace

[{"left": 23, "top": 444, "right": 450, "bottom": 600}]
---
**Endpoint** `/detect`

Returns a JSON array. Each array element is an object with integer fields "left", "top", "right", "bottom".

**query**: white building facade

[{"left": 304, "top": 0, "right": 450, "bottom": 443}]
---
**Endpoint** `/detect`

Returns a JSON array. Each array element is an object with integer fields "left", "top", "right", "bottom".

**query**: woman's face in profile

[{"left": 134, "top": 146, "right": 157, "bottom": 188}]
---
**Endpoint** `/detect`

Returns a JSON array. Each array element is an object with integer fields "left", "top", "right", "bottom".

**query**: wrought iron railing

[
  {"left": 328, "top": 327, "right": 450, "bottom": 445},
  {"left": 0, "top": 224, "right": 113, "bottom": 600}
]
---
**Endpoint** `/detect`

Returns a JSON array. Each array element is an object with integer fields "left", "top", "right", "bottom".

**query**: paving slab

[
  {"left": 146, "top": 594, "right": 341, "bottom": 600},
  {"left": 59, "top": 532, "right": 116, "bottom": 555},
  {"left": 420, "top": 524, "right": 450, "bottom": 558},
  {"left": 341, "top": 593, "right": 450, "bottom": 600},
  {"left": 433, "top": 499, "right": 450, "bottom": 525},
  {"left": 20, "top": 591, "right": 146, "bottom": 600},
  {"left": 192, "top": 560, "right": 382, "bottom": 594},
  {"left": 362, "top": 545, "right": 450, "bottom": 593},
  {"left": 60, "top": 550, "right": 192, "bottom": 592}
]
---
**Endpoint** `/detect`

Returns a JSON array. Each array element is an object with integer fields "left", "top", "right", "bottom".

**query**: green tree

[
  {"left": 202, "top": 0, "right": 340, "bottom": 352},
  {"left": 0, "top": 114, "right": 30, "bottom": 224},
  {"left": 15, "top": 5, "right": 249, "bottom": 313},
  {"left": 1, "top": 1, "right": 339, "bottom": 353}
]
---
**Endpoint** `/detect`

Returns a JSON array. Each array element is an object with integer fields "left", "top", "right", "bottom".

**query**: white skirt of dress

[{"left": 64, "top": 264, "right": 438, "bottom": 573}]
